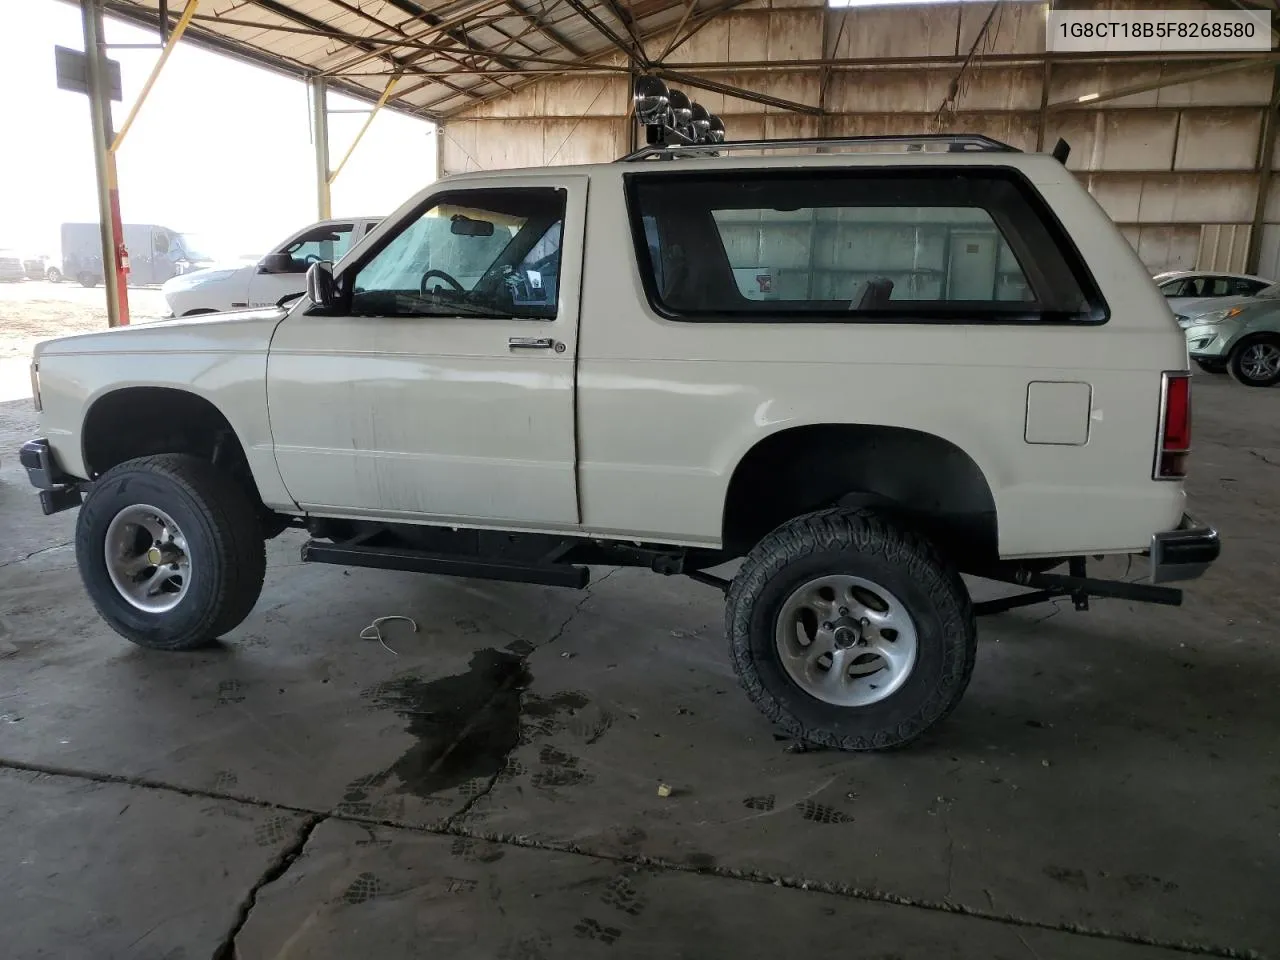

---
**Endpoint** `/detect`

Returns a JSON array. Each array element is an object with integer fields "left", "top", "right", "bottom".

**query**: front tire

[
  {"left": 78, "top": 272, "right": 98, "bottom": 288},
  {"left": 75, "top": 454, "right": 266, "bottom": 650},
  {"left": 46, "top": 267, "right": 63, "bottom": 283},
  {"left": 1228, "top": 336, "right": 1280, "bottom": 387},
  {"left": 727, "top": 509, "right": 976, "bottom": 751}
]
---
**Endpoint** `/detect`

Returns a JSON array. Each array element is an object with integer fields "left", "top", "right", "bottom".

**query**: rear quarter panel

[{"left": 574, "top": 156, "right": 1187, "bottom": 556}]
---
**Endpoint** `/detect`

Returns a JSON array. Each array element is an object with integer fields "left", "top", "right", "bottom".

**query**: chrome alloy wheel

[
  {"left": 1239, "top": 341, "right": 1280, "bottom": 382},
  {"left": 103, "top": 504, "right": 193, "bottom": 613},
  {"left": 774, "top": 574, "right": 919, "bottom": 707}
]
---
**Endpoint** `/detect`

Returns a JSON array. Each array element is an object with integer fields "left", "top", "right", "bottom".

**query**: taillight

[{"left": 1154, "top": 371, "right": 1190, "bottom": 479}]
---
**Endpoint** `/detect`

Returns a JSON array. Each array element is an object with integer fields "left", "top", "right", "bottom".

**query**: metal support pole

[
  {"left": 310, "top": 77, "right": 332, "bottom": 219},
  {"left": 82, "top": 0, "right": 130, "bottom": 327},
  {"left": 328, "top": 70, "right": 401, "bottom": 186},
  {"left": 1246, "top": 66, "right": 1280, "bottom": 274},
  {"left": 111, "top": 0, "right": 200, "bottom": 153}
]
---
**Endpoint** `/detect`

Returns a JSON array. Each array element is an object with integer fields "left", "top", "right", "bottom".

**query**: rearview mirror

[
  {"left": 259, "top": 252, "right": 294, "bottom": 274},
  {"left": 450, "top": 214, "right": 494, "bottom": 237},
  {"left": 306, "top": 261, "right": 335, "bottom": 309}
]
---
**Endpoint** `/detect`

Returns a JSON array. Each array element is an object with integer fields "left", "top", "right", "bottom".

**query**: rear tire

[
  {"left": 75, "top": 454, "right": 266, "bottom": 650},
  {"left": 726, "top": 508, "right": 976, "bottom": 751},
  {"left": 1228, "top": 336, "right": 1280, "bottom": 387},
  {"left": 46, "top": 267, "right": 63, "bottom": 283},
  {"left": 78, "top": 273, "right": 98, "bottom": 288}
]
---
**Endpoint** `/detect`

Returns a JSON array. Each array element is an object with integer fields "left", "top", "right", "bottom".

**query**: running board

[{"left": 301, "top": 538, "right": 590, "bottom": 589}]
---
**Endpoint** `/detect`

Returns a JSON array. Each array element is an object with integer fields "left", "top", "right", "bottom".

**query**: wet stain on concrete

[
  {"left": 523, "top": 689, "right": 590, "bottom": 718},
  {"left": 347, "top": 649, "right": 533, "bottom": 803}
]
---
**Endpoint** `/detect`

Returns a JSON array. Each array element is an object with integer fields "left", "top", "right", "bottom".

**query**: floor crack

[
  {"left": 0, "top": 759, "right": 1255, "bottom": 960},
  {"left": 210, "top": 813, "right": 326, "bottom": 960},
  {"left": 537, "top": 566, "right": 620, "bottom": 653},
  {"left": 0, "top": 540, "right": 74, "bottom": 569},
  {"left": 1248, "top": 449, "right": 1279, "bottom": 468},
  {"left": 941, "top": 816, "right": 956, "bottom": 903}
]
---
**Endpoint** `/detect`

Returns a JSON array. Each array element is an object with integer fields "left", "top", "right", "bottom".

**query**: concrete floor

[{"left": 0, "top": 373, "right": 1276, "bottom": 960}]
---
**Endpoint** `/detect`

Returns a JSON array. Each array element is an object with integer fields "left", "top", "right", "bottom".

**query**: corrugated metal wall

[{"left": 441, "top": 0, "right": 1280, "bottom": 276}]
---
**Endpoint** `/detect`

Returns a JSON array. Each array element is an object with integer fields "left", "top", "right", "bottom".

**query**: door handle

[{"left": 508, "top": 337, "right": 556, "bottom": 350}]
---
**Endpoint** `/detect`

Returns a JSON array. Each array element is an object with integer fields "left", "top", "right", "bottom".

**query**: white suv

[
  {"left": 160, "top": 216, "right": 380, "bottom": 317},
  {"left": 20, "top": 132, "right": 1219, "bottom": 751}
]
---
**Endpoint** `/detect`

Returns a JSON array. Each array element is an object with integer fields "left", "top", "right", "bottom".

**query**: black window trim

[{"left": 622, "top": 165, "right": 1110, "bottom": 326}]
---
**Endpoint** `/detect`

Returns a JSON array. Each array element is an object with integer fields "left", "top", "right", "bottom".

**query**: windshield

[{"left": 174, "top": 232, "right": 216, "bottom": 261}]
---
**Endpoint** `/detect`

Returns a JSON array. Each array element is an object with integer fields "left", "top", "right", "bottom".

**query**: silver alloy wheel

[
  {"left": 774, "top": 574, "right": 918, "bottom": 707},
  {"left": 1239, "top": 342, "right": 1280, "bottom": 382},
  {"left": 104, "top": 504, "right": 192, "bottom": 613}
]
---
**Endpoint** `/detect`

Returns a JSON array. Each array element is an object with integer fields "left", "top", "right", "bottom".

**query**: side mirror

[
  {"left": 259, "top": 252, "right": 294, "bottom": 274},
  {"left": 305, "top": 261, "right": 336, "bottom": 309}
]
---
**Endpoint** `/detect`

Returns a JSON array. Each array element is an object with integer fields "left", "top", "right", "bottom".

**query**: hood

[
  {"left": 35, "top": 306, "right": 286, "bottom": 359},
  {"left": 161, "top": 261, "right": 252, "bottom": 288}
]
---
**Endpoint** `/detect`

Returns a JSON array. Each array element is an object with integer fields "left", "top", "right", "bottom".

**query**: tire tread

[
  {"left": 76, "top": 453, "right": 265, "bottom": 650},
  {"left": 725, "top": 507, "right": 976, "bottom": 751}
]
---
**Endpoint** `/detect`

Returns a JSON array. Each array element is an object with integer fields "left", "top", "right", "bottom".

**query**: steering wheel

[{"left": 420, "top": 268, "right": 465, "bottom": 295}]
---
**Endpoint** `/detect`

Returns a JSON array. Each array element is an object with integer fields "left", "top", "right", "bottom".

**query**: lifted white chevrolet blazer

[{"left": 21, "top": 133, "right": 1219, "bottom": 750}]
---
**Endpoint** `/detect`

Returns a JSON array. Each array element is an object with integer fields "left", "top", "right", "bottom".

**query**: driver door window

[{"left": 348, "top": 188, "right": 566, "bottom": 319}]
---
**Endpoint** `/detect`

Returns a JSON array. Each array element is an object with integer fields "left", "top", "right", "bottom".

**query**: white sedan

[
  {"left": 1153, "top": 269, "right": 1273, "bottom": 318},
  {"left": 161, "top": 216, "right": 381, "bottom": 317}
]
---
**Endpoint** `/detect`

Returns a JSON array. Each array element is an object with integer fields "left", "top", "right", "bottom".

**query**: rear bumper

[
  {"left": 1149, "top": 513, "right": 1219, "bottom": 584},
  {"left": 19, "top": 438, "right": 84, "bottom": 515}
]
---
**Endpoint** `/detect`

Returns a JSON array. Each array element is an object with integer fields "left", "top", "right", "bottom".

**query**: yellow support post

[
  {"left": 328, "top": 71, "right": 402, "bottom": 186},
  {"left": 110, "top": 0, "right": 200, "bottom": 154},
  {"left": 83, "top": 0, "right": 130, "bottom": 327},
  {"left": 310, "top": 77, "right": 332, "bottom": 220}
]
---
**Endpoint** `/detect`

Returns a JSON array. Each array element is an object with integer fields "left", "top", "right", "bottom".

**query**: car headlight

[{"left": 1192, "top": 305, "right": 1245, "bottom": 325}]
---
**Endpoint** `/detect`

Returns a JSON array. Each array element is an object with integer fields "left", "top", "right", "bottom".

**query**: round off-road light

[
  {"left": 634, "top": 75, "right": 670, "bottom": 126},
  {"left": 689, "top": 102, "right": 711, "bottom": 141},
  {"left": 668, "top": 89, "right": 693, "bottom": 132}
]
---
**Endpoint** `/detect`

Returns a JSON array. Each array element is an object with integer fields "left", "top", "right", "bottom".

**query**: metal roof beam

[
  {"left": 559, "top": 0, "right": 642, "bottom": 64},
  {"left": 301, "top": 0, "right": 524, "bottom": 76},
  {"left": 246, "top": 1, "right": 497, "bottom": 103},
  {"left": 599, "top": 0, "right": 648, "bottom": 61},
  {"left": 505, "top": 0, "right": 588, "bottom": 58},
  {"left": 655, "top": 67, "right": 822, "bottom": 116},
  {"left": 93, "top": 0, "right": 444, "bottom": 120}
]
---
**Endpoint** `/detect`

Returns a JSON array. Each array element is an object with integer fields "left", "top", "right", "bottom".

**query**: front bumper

[
  {"left": 1184, "top": 321, "right": 1242, "bottom": 359},
  {"left": 19, "top": 438, "right": 84, "bottom": 515},
  {"left": 1149, "top": 514, "right": 1219, "bottom": 584}
]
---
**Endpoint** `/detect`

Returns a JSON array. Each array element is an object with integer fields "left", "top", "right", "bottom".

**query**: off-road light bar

[{"left": 633, "top": 76, "right": 725, "bottom": 147}]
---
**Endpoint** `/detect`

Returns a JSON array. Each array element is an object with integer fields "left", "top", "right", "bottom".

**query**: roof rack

[{"left": 617, "top": 134, "right": 1020, "bottom": 162}]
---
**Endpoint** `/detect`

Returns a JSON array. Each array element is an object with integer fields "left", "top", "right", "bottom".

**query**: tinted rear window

[{"left": 625, "top": 168, "right": 1107, "bottom": 324}]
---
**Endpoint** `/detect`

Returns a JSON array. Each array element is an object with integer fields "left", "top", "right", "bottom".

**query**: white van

[{"left": 160, "top": 216, "right": 380, "bottom": 317}]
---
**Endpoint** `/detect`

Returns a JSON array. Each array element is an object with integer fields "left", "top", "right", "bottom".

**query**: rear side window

[
  {"left": 1232, "top": 277, "right": 1267, "bottom": 296},
  {"left": 626, "top": 169, "right": 1106, "bottom": 324}
]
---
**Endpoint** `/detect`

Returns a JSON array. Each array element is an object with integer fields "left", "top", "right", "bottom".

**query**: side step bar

[{"left": 301, "top": 538, "right": 590, "bottom": 589}]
